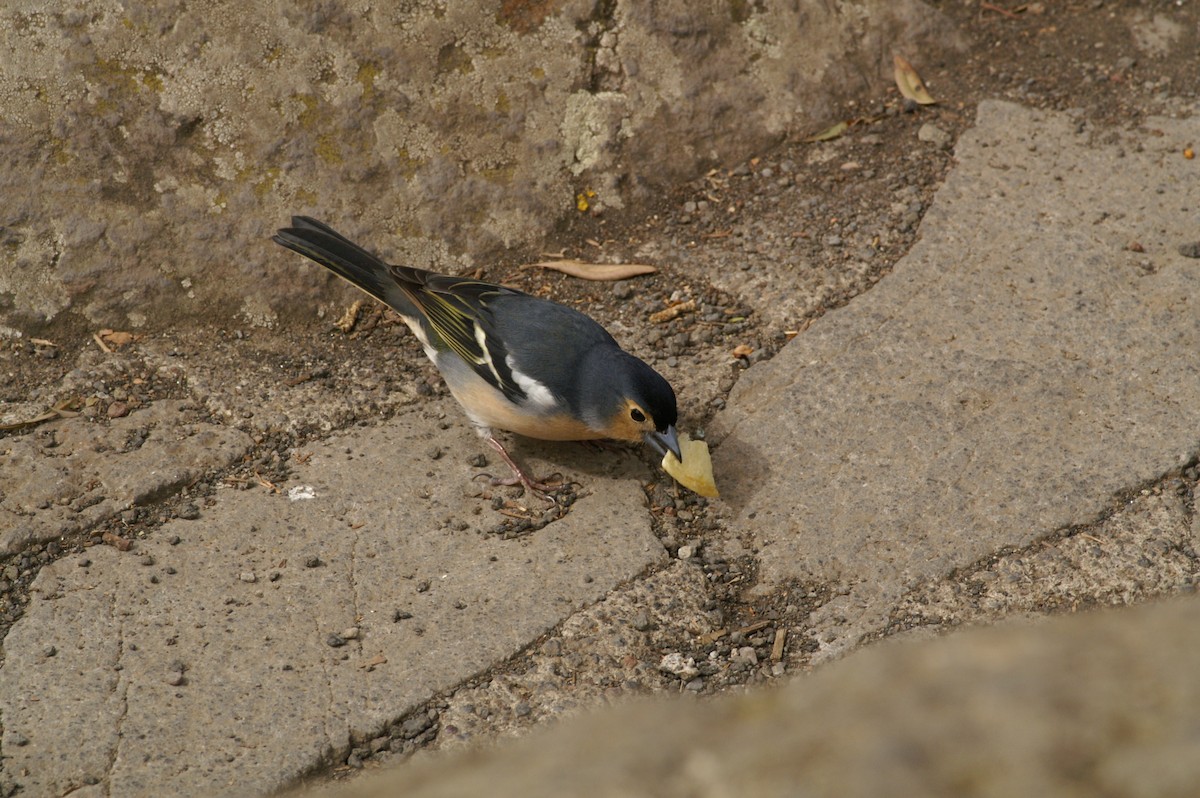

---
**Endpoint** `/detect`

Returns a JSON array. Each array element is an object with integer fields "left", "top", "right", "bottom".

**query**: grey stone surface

[
  {"left": 312, "top": 596, "right": 1200, "bottom": 798},
  {"left": 2, "top": 60, "right": 1198, "bottom": 798},
  {"left": 893, "top": 483, "right": 1199, "bottom": 631},
  {"left": 712, "top": 100, "right": 1200, "bottom": 660},
  {"left": 0, "top": 405, "right": 664, "bottom": 797},
  {"left": 0, "top": 0, "right": 954, "bottom": 332},
  {"left": 0, "top": 399, "right": 253, "bottom": 553}
]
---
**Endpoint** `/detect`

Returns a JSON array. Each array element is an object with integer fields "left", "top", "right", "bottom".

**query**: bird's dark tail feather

[{"left": 272, "top": 216, "right": 418, "bottom": 316}]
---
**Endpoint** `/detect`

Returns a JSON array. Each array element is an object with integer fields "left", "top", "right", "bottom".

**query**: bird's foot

[
  {"left": 484, "top": 471, "right": 565, "bottom": 503},
  {"left": 482, "top": 435, "right": 565, "bottom": 504}
]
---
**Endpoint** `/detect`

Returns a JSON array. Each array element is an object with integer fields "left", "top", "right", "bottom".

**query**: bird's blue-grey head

[{"left": 579, "top": 348, "right": 681, "bottom": 461}]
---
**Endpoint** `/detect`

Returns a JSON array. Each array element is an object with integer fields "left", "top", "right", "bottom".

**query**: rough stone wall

[{"left": 0, "top": 0, "right": 953, "bottom": 333}]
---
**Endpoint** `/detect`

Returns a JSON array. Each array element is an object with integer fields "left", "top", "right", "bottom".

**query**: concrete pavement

[
  {"left": 2, "top": 98, "right": 1198, "bottom": 795},
  {"left": 712, "top": 99, "right": 1200, "bottom": 660}
]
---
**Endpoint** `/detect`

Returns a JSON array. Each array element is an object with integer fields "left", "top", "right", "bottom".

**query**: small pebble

[
  {"left": 167, "top": 672, "right": 186, "bottom": 687},
  {"left": 177, "top": 504, "right": 200, "bottom": 520},
  {"left": 1178, "top": 241, "right": 1200, "bottom": 259},
  {"left": 304, "top": 556, "right": 322, "bottom": 568},
  {"left": 393, "top": 609, "right": 413, "bottom": 622},
  {"left": 43, "top": 645, "right": 57, "bottom": 658},
  {"left": 399, "top": 714, "right": 433, "bottom": 739},
  {"left": 341, "top": 627, "right": 360, "bottom": 640},
  {"left": 326, "top": 633, "right": 347, "bottom": 648},
  {"left": 141, "top": 555, "right": 155, "bottom": 566},
  {"left": 917, "top": 122, "right": 951, "bottom": 148},
  {"left": 78, "top": 557, "right": 92, "bottom": 567},
  {"left": 239, "top": 571, "right": 257, "bottom": 583}
]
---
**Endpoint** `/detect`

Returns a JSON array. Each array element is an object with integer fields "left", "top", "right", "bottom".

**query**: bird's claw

[{"left": 473, "top": 470, "right": 566, "bottom": 504}]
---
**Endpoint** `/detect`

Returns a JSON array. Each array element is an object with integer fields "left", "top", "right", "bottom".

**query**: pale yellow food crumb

[{"left": 661, "top": 434, "right": 719, "bottom": 498}]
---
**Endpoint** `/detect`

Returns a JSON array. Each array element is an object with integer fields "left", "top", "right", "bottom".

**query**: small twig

[
  {"left": 696, "top": 628, "right": 728, "bottom": 646},
  {"left": 92, "top": 332, "right": 113, "bottom": 353},
  {"left": 981, "top": 1, "right": 1019, "bottom": 19},
  {"left": 771, "top": 628, "right": 787, "bottom": 662},
  {"left": 735, "top": 620, "right": 771, "bottom": 636},
  {"left": 254, "top": 470, "right": 279, "bottom": 492}
]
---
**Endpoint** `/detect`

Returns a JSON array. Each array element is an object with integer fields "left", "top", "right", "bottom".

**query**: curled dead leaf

[
  {"left": 893, "top": 55, "right": 936, "bottom": 105},
  {"left": 97, "top": 329, "right": 138, "bottom": 350},
  {"left": 525, "top": 259, "right": 657, "bottom": 281},
  {"left": 805, "top": 121, "right": 849, "bottom": 143},
  {"left": 732, "top": 344, "right": 754, "bottom": 359}
]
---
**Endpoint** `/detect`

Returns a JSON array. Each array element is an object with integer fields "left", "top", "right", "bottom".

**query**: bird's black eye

[{"left": 630, "top": 408, "right": 646, "bottom": 423}]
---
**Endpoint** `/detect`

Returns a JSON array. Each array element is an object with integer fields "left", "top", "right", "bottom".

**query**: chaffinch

[{"left": 273, "top": 216, "right": 681, "bottom": 498}]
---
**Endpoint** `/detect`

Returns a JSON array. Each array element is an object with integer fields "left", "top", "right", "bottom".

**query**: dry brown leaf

[
  {"left": 805, "top": 120, "right": 849, "bottom": 143},
  {"left": 732, "top": 344, "right": 754, "bottom": 359},
  {"left": 649, "top": 299, "right": 697, "bottom": 324},
  {"left": 893, "top": 55, "right": 936, "bottom": 105},
  {"left": 99, "top": 329, "right": 137, "bottom": 348},
  {"left": 0, "top": 410, "right": 59, "bottom": 431},
  {"left": 336, "top": 299, "right": 364, "bottom": 333},
  {"left": 102, "top": 531, "right": 132, "bottom": 551},
  {"left": 525, "top": 259, "right": 656, "bottom": 281}
]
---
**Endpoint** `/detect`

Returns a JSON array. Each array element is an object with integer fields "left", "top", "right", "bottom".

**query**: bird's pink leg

[{"left": 484, "top": 435, "right": 563, "bottom": 502}]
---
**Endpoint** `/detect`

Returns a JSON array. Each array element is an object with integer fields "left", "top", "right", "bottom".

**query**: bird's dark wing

[{"left": 390, "top": 266, "right": 530, "bottom": 404}]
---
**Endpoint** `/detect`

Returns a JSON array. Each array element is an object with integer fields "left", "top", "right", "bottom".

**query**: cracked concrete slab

[
  {"left": 0, "top": 400, "right": 254, "bottom": 554},
  {"left": 313, "top": 595, "right": 1200, "bottom": 798},
  {"left": 712, "top": 100, "right": 1200, "bottom": 660},
  {"left": 0, "top": 401, "right": 664, "bottom": 797},
  {"left": 892, "top": 483, "right": 1199, "bottom": 632}
]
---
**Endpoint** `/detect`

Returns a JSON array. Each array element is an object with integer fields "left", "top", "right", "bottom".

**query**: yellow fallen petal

[{"left": 661, "top": 434, "right": 719, "bottom": 498}]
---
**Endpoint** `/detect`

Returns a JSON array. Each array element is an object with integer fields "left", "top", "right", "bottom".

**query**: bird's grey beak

[{"left": 645, "top": 425, "right": 683, "bottom": 462}]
